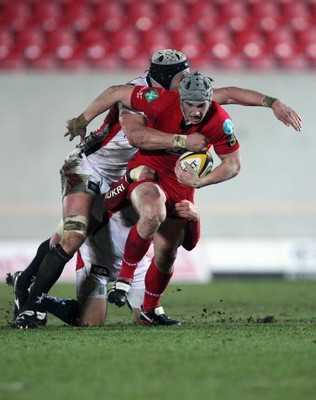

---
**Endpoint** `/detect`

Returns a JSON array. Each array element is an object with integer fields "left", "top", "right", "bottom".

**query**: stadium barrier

[{"left": 1, "top": 237, "right": 315, "bottom": 284}]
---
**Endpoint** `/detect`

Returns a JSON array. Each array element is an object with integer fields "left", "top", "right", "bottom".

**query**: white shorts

[{"left": 76, "top": 207, "right": 150, "bottom": 309}]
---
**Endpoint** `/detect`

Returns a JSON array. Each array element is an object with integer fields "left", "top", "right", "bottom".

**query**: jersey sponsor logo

[
  {"left": 227, "top": 133, "right": 238, "bottom": 147},
  {"left": 104, "top": 183, "right": 125, "bottom": 198},
  {"left": 223, "top": 118, "right": 234, "bottom": 135},
  {"left": 144, "top": 89, "right": 160, "bottom": 103}
]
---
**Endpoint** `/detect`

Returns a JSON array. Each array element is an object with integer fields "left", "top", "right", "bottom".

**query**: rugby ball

[{"left": 179, "top": 151, "right": 213, "bottom": 177}]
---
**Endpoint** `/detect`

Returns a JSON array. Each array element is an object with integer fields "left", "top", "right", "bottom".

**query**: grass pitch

[{"left": 0, "top": 279, "right": 315, "bottom": 400}]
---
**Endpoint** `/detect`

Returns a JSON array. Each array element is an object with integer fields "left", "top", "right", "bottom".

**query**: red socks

[
  {"left": 142, "top": 259, "right": 173, "bottom": 311},
  {"left": 118, "top": 224, "right": 152, "bottom": 283}
]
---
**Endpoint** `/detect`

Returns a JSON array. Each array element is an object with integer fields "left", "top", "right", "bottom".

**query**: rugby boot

[
  {"left": 14, "top": 310, "right": 39, "bottom": 329},
  {"left": 6, "top": 271, "right": 29, "bottom": 319},
  {"left": 107, "top": 280, "right": 131, "bottom": 307},
  {"left": 140, "top": 306, "right": 181, "bottom": 326}
]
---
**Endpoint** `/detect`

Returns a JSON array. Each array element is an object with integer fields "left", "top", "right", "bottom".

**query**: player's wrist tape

[
  {"left": 263, "top": 96, "right": 278, "bottom": 108},
  {"left": 173, "top": 134, "right": 187, "bottom": 149}
]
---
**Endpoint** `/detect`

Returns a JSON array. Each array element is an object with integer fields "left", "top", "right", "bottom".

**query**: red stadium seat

[
  {"left": 0, "top": 27, "right": 14, "bottom": 61},
  {"left": 60, "top": 1, "right": 93, "bottom": 32},
  {"left": 233, "top": 29, "right": 269, "bottom": 67},
  {"left": 249, "top": 1, "right": 280, "bottom": 33},
  {"left": 1, "top": 0, "right": 31, "bottom": 32},
  {"left": 156, "top": 1, "right": 187, "bottom": 31},
  {"left": 92, "top": 2, "right": 124, "bottom": 31},
  {"left": 170, "top": 29, "right": 201, "bottom": 51},
  {"left": 88, "top": 51, "right": 120, "bottom": 70},
  {"left": 45, "top": 28, "right": 76, "bottom": 51},
  {"left": 30, "top": 0, "right": 61, "bottom": 32},
  {"left": 297, "top": 28, "right": 316, "bottom": 63},
  {"left": 279, "top": 0, "right": 310, "bottom": 31},
  {"left": 139, "top": 30, "right": 170, "bottom": 55},
  {"left": 26, "top": 50, "right": 57, "bottom": 70}
]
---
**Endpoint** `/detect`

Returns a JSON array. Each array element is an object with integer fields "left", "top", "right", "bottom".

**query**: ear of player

[{"left": 179, "top": 151, "right": 213, "bottom": 177}]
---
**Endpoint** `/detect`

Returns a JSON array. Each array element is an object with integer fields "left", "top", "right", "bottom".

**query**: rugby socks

[
  {"left": 118, "top": 224, "right": 152, "bottom": 283},
  {"left": 17, "top": 238, "right": 51, "bottom": 291},
  {"left": 142, "top": 259, "right": 173, "bottom": 311},
  {"left": 36, "top": 294, "right": 79, "bottom": 326},
  {"left": 24, "top": 244, "right": 73, "bottom": 310}
]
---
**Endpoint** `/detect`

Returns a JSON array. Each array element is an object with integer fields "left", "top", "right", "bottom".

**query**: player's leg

[
  {"left": 108, "top": 181, "right": 166, "bottom": 307},
  {"left": 6, "top": 226, "right": 62, "bottom": 324},
  {"left": 140, "top": 218, "right": 187, "bottom": 326},
  {"left": 14, "top": 153, "right": 99, "bottom": 328},
  {"left": 76, "top": 270, "right": 108, "bottom": 327},
  {"left": 126, "top": 255, "right": 149, "bottom": 323}
]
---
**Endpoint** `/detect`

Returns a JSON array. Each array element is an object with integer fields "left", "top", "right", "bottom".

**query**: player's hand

[
  {"left": 185, "top": 132, "right": 210, "bottom": 152},
  {"left": 272, "top": 101, "right": 302, "bottom": 132},
  {"left": 174, "top": 200, "right": 200, "bottom": 221},
  {"left": 64, "top": 114, "right": 89, "bottom": 141},
  {"left": 174, "top": 159, "right": 202, "bottom": 188}
]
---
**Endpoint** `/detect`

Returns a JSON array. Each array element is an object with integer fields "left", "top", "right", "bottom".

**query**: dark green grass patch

[{"left": 1, "top": 280, "right": 315, "bottom": 400}]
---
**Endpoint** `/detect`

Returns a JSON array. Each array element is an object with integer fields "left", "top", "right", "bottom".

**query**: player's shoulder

[
  {"left": 133, "top": 86, "right": 178, "bottom": 105},
  {"left": 209, "top": 100, "right": 231, "bottom": 119},
  {"left": 128, "top": 75, "right": 148, "bottom": 87}
]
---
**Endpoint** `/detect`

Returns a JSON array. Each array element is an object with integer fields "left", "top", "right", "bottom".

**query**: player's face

[
  {"left": 169, "top": 68, "right": 190, "bottom": 90},
  {"left": 181, "top": 100, "right": 210, "bottom": 124}
]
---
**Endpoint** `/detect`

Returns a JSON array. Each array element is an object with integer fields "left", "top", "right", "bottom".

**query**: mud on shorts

[{"left": 60, "top": 148, "right": 103, "bottom": 197}]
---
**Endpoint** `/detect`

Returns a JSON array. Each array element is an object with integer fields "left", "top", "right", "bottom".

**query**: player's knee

[{"left": 62, "top": 215, "right": 89, "bottom": 251}]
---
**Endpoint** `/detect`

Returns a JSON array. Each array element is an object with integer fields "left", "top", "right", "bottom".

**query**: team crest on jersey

[
  {"left": 144, "top": 89, "right": 160, "bottom": 103},
  {"left": 223, "top": 119, "right": 234, "bottom": 134}
]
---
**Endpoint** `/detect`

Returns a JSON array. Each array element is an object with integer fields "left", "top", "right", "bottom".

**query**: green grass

[{"left": 0, "top": 279, "right": 316, "bottom": 400}]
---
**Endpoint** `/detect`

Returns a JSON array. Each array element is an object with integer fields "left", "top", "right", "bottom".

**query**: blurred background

[{"left": 0, "top": 0, "right": 315, "bottom": 281}]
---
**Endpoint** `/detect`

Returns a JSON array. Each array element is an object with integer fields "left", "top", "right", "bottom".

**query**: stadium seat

[
  {"left": 26, "top": 50, "right": 57, "bottom": 70},
  {"left": 0, "top": 47, "right": 25, "bottom": 70},
  {"left": 156, "top": 1, "right": 187, "bottom": 31},
  {"left": 92, "top": 2, "right": 124, "bottom": 31},
  {"left": 139, "top": 30, "right": 170, "bottom": 55},
  {"left": 1, "top": 0, "right": 31, "bottom": 32},
  {"left": 45, "top": 28, "right": 76, "bottom": 51},
  {"left": 60, "top": 1, "right": 93, "bottom": 32},
  {"left": 297, "top": 28, "right": 316, "bottom": 64},
  {"left": 249, "top": 1, "right": 280, "bottom": 33},
  {"left": 30, "top": 0, "right": 61, "bottom": 32},
  {"left": 0, "top": 27, "right": 14, "bottom": 62}
]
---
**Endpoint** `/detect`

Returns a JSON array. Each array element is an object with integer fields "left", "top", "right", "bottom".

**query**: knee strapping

[{"left": 63, "top": 215, "right": 89, "bottom": 238}]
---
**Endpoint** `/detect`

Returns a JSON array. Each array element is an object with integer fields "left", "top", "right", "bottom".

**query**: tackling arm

[
  {"left": 64, "top": 85, "right": 134, "bottom": 141},
  {"left": 213, "top": 87, "right": 302, "bottom": 132},
  {"left": 119, "top": 108, "right": 209, "bottom": 152}
]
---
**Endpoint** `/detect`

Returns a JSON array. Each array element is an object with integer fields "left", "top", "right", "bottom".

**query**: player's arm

[
  {"left": 119, "top": 107, "right": 208, "bottom": 152},
  {"left": 213, "top": 87, "right": 302, "bottom": 132},
  {"left": 64, "top": 85, "right": 135, "bottom": 141},
  {"left": 175, "top": 149, "right": 241, "bottom": 189}
]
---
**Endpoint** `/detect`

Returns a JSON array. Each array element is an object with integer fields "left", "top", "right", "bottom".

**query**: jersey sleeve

[{"left": 206, "top": 104, "right": 240, "bottom": 155}]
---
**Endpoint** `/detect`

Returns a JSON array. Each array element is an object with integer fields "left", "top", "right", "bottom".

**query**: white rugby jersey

[{"left": 81, "top": 75, "right": 149, "bottom": 184}]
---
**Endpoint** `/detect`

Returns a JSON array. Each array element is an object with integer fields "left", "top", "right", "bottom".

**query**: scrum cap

[
  {"left": 179, "top": 71, "right": 213, "bottom": 103},
  {"left": 149, "top": 49, "right": 190, "bottom": 90}
]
